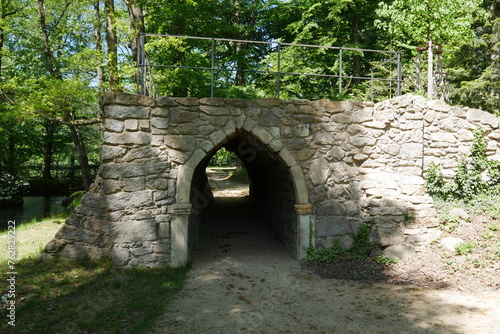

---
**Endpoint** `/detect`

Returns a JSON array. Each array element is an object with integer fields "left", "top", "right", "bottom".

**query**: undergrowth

[
  {"left": 304, "top": 224, "right": 378, "bottom": 264},
  {"left": 425, "top": 127, "right": 500, "bottom": 201}
]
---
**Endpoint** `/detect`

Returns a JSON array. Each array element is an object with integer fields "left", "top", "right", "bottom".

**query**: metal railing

[{"left": 137, "top": 33, "right": 403, "bottom": 100}]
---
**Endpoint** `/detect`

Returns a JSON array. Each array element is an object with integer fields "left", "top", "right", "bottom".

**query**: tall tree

[
  {"left": 93, "top": 1, "right": 104, "bottom": 94},
  {"left": 32, "top": 0, "right": 101, "bottom": 187},
  {"left": 376, "top": 0, "right": 486, "bottom": 98},
  {"left": 376, "top": 0, "right": 485, "bottom": 51},
  {"left": 448, "top": 0, "right": 500, "bottom": 114},
  {"left": 105, "top": 0, "right": 120, "bottom": 91}
]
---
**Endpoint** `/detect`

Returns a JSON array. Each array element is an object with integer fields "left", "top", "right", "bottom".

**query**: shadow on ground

[{"left": 149, "top": 197, "right": 500, "bottom": 334}]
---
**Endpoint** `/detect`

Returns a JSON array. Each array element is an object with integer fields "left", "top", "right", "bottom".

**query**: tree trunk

[
  {"left": 125, "top": 0, "right": 145, "bottom": 63},
  {"left": 38, "top": 0, "right": 60, "bottom": 77},
  {"left": 93, "top": 1, "right": 104, "bottom": 95},
  {"left": 37, "top": 0, "right": 93, "bottom": 188},
  {"left": 42, "top": 121, "right": 55, "bottom": 179},
  {"left": 68, "top": 122, "right": 92, "bottom": 190},
  {"left": 350, "top": 13, "right": 361, "bottom": 84},
  {"left": 235, "top": 42, "right": 247, "bottom": 86},
  {"left": 172, "top": 16, "right": 188, "bottom": 97},
  {"left": 105, "top": 0, "right": 120, "bottom": 91},
  {"left": 491, "top": 2, "right": 500, "bottom": 104}
]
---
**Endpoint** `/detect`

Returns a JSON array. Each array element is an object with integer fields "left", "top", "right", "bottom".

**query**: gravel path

[{"left": 149, "top": 198, "right": 500, "bottom": 334}]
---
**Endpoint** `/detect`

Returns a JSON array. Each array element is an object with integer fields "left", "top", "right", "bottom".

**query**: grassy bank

[{"left": 0, "top": 217, "right": 187, "bottom": 333}]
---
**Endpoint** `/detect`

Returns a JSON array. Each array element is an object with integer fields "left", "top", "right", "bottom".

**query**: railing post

[
  {"left": 211, "top": 38, "right": 215, "bottom": 98},
  {"left": 338, "top": 48, "right": 343, "bottom": 96},
  {"left": 141, "top": 34, "right": 147, "bottom": 96},
  {"left": 397, "top": 52, "right": 403, "bottom": 96},
  {"left": 370, "top": 69, "right": 374, "bottom": 102},
  {"left": 277, "top": 42, "right": 281, "bottom": 98},
  {"left": 136, "top": 33, "right": 142, "bottom": 95}
]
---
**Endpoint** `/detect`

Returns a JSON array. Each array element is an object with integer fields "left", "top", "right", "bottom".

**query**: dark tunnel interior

[{"left": 188, "top": 130, "right": 298, "bottom": 258}]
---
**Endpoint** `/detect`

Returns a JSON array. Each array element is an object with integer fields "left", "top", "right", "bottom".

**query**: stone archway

[
  {"left": 171, "top": 128, "right": 312, "bottom": 267},
  {"left": 42, "top": 93, "right": 500, "bottom": 269}
]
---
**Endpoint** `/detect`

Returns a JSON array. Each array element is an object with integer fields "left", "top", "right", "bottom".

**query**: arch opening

[{"left": 188, "top": 130, "right": 300, "bottom": 260}]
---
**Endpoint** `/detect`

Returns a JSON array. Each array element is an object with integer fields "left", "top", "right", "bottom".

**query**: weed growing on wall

[{"left": 425, "top": 127, "right": 500, "bottom": 201}]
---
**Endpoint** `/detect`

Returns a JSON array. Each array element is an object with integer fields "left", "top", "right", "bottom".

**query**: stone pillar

[
  {"left": 296, "top": 204, "right": 314, "bottom": 260},
  {"left": 170, "top": 203, "right": 192, "bottom": 267}
]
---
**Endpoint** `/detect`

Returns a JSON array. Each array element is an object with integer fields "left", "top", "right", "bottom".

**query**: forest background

[{"left": 0, "top": 0, "right": 499, "bottom": 193}]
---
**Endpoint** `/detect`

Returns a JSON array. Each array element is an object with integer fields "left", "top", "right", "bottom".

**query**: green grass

[
  {"left": 0, "top": 217, "right": 188, "bottom": 333},
  {"left": 0, "top": 217, "right": 65, "bottom": 265}
]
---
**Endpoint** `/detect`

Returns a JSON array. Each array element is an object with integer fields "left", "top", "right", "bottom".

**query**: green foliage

[
  {"left": 438, "top": 213, "right": 462, "bottom": 231},
  {"left": 455, "top": 242, "right": 475, "bottom": 255},
  {"left": 403, "top": 211, "right": 415, "bottom": 223},
  {"left": 0, "top": 171, "right": 27, "bottom": 200},
  {"left": 425, "top": 127, "right": 500, "bottom": 201},
  {"left": 448, "top": 6, "right": 500, "bottom": 115},
  {"left": 68, "top": 190, "right": 86, "bottom": 211},
  {"left": 425, "top": 162, "right": 450, "bottom": 199},
  {"left": 210, "top": 147, "right": 238, "bottom": 166},
  {"left": 374, "top": 254, "right": 398, "bottom": 266},
  {"left": 304, "top": 223, "right": 373, "bottom": 264},
  {"left": 375, "top": 0, "right": 486, "bottom": 53}
]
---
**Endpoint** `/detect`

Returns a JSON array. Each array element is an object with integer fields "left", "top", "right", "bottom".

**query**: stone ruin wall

[{"left": 42, "top": 93, "right": 500, "bottom": 268}]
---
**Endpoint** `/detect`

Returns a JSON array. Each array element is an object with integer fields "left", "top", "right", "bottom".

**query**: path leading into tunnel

[{"left": 148, "top": 173, "right": 500, "bottom": 334}]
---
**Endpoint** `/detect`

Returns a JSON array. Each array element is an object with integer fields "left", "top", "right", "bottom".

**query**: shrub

[
  {"left": 425, "top": 127, "right": 500, "bottom": 201},
  {"left": 0, "top": 172, "right": 27, "bottom": 201},
  {"left": 304, "top": 224, "right": 373, "bottom": 264}
]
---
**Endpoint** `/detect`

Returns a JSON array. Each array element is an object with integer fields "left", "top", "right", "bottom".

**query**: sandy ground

[{"left": 149, "top": 192, "right": 500, "bottom": 334}]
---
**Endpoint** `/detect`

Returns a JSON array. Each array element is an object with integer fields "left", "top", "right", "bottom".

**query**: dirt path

[{"left": 149, "top": 170, "right": 500, "bottom": 333}]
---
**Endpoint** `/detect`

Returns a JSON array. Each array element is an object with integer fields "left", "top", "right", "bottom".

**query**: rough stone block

[
  {"left": 158, "top": 223, "right": 170, "bottom": 239},
  {"left": 200, "top": 105, "right": 230, "bottom": 115},
  {"left": 106, "top": 190, "right": 154, "bottom": 211},
  {"left": 370, "top": 226, "right": 405, "bottom": 247},
  {"left": 156, "top": 97, "right": 176, "bottom": 107},
  {"left": 104, "top": 119, "right": 124, "bottom": 132},
  {"left": 131, "top": 246, "right": 153, "bottom": 256},
  {"left": 154, "top": 242, "right": 169, "bottom": 254},
  {"left": 316, "top": 199, "right": 346, "bottom": 217},
  {"left": 350, "top": 136, "right": 376, "bottom": 147},
  {"left": 151, "top": 116, "right": 169, "bottom": 129},
  {"left": 115, "top": 92, "right": 156, "bottom": 107},
  {"left": 428, "top": 100, "right": 451, "bottom": 112},
  {"left": 173, "top": 97, "right": 199, "bottom": 106},
  {"left": 112, "top": 246, "right": 131, "bottom": 267},
  {"left": 124, "top": 119, "right": 139, "bottom": 131},
  {"left": 164, "top": 135, "right": 197, "bottom": 152},
  {"left": 252, "top": 127, "right": 273, "bottom": 144},
  {"left": 309, "top": 157, "right": 330, "bottom": 186},
  {"left": 383, "top": 244, "right": 415, "bottom": 260},
  {"left": 209, "top": 129, "right": 227, "bottom": 145},
  {"left": 55, "top": 224, "right": 102, "bottom": 244},
  {"left": 105, "top": 105, "right": 150, "bottom": 119},
  {"left": 102, "top": 145, "right": 126, "bottom": 161},
  {"left": 83, "top": 217, "right": 109, "bottom": 234},
  {"left": 103, "top": 132, "right": 151, "bottom": 145},
  {"left": 316, "top": 217, "right": 353, "bottom": 237},
  {"left": 199, "top": 97, "right": 225, "bottom": 106},
  {"left": 110, "top": 219, "right": 157, "bottom": 243}
]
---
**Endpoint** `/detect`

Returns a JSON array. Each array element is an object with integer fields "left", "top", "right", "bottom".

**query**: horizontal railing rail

[{"left": 137, "top": 33, "right": 403, "bottom": 100}]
